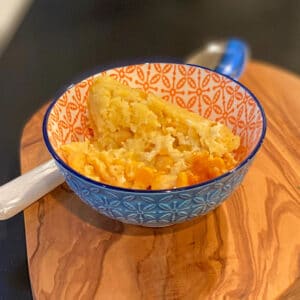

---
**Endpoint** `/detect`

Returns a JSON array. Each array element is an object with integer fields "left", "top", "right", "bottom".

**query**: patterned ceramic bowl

[{"left": 43, "top": 62, "right": 266, "bottom": 227}]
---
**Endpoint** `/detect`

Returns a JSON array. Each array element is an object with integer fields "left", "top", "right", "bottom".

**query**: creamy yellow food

[{"left": 58, "top": 76, "right": 240, "bottom": 189}]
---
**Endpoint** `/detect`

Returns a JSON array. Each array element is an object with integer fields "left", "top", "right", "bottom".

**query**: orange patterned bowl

[{"left": 43, "top": 62, "right": 266, "bottom": 227}]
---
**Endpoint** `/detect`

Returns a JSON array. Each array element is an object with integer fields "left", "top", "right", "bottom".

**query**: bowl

[{"left": 43, "top": 62, "right": 266, "bottom": 227}]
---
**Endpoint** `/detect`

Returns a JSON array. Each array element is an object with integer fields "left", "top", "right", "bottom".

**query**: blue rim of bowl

[{"left": 43, "top": 60, "right": 267, "bottom": 194}]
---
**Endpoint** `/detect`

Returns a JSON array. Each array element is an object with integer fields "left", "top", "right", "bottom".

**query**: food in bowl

[
  {"left": 58, "top": 76, "right": 241, "bottom": 190},
  {"left": 44, "top": 62, "right": 266, "bottom": 226}
]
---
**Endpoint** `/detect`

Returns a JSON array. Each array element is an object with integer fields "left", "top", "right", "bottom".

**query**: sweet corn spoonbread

[{"left": 59, "top": 76, "right": 240, "bottom": 189}]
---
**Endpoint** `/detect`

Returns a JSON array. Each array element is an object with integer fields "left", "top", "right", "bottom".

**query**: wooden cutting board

[{"left": 20, "top": 61, "right": 300, "bottom": 300}]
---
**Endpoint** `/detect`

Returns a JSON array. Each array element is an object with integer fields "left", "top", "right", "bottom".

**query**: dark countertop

[{"left": 0, "top": 0, "right": 299, "bottom": 298}]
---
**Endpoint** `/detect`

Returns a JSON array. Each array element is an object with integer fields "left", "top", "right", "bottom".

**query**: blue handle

[{"left": 215, "top": 39, "right": 249, "bottom": 80}]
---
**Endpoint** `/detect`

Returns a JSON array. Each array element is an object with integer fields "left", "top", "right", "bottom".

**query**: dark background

[{"left": 0, "top": 0, "right": 299, "bottom": 298}]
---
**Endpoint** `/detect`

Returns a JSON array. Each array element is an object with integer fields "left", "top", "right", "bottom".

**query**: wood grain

[{"left": 20, "top": 61, "right": 300, "bottom": 300}]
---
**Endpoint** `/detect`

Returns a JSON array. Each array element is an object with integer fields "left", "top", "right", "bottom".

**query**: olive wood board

[{"left": 20, "top": 61, "right": 300, "bottom": 300}]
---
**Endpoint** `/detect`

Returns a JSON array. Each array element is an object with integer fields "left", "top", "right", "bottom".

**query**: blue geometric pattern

[{"left": 58, "top": 161, "right": 250, "bottom": 227}]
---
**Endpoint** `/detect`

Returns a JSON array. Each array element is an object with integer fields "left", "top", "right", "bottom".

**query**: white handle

[{"left": 0, "top": 159, "right": 65, "bottom": 220}]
